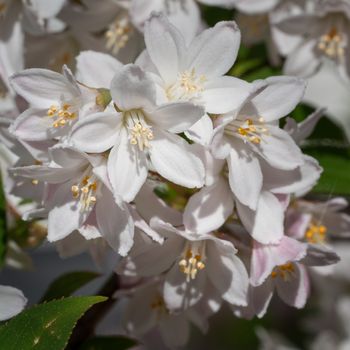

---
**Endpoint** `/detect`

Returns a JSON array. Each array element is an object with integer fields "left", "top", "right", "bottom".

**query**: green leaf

[
  {"left": 307, "top": 150, "right": 350, "bottom": 195},
  {"left": 41, "top": 271, "right": 101, "bottom": 302},
  {"left": 79, "top": 336, "right": 137, "bottom": 350},
  {"left": 0, "top": 296, "right": 107, "bottom": 350},
  {"left": 0, "top": 173, "right": 7, "bottom": 267}
]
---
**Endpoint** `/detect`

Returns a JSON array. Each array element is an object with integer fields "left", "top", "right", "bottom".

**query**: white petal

[
  {"left": 70, "top": 111, "right": 121, "bottom": 153},
  {"left": 184, "top": 178, "right": 234, "bottom": 234},
  {"left": 227, "top": 141, "right": 263, "bottom": 210},
  {"left": 110, "top": 64, "right": 157, "bottom": 111},
  {"left": 236, "top": 191, "right": 284, "bottom": 244},
  {"left": 107, "top": 129, "right": 148, "bottom": 202},
  {"left": 96, "top": 187, "right": 134, "bottom": 256},
  {"left": 254, "top": 125, "right": 304, "bottom": 170},
  {"left": 163, "top": 263, "right": 206, "bottom": 312},
  {"left": 135, "top": 183, "right": 182, "bottom": 226},
  {"left": 206, "top": 239, "right": 249, "bottom": 306},
  {"left": 187, "top": 21, "right": 241, "bottom": 78},
  {"left": 147, "top": 101, "right": 204, "bottom": 133},
  {"left": 251, "top": 76, "right": 306, "bottom": 121},
  {"left": 150, "top": 128, "right": 204, "bottom": 189},
  {"left": 202, "top": 76, "right": 252, "bottom": 114},
  {"left": 144, "top": 13, "right": 185, "bottom": 84},
  {"left": 276, "top": 263, "right": 310, "bottom": 309},
  {"left": 10, "top": 108, "right": 56, "bottom": 141},
  {"left": 185, "top": 114, "right": 214, "bottom": 147},
  {"left": 76, "top": 51, "right": 122, "bottom": 88},
  {"left": 116, "top": 234, "right": 183, "bottom": 277},
  {"left": 160, "top": 314, "right": 191, "bottom": 348},
  {"left": 284, "top": 39, "right": 321, "bottom": 78},
  {"left": 0, "top": 285, "right": 27, "bottom": 321},
  {"left": 10, "top": 68, "right": 76, "bottom": 107},
  {"left": 47, "top": 182, "right": 87, "bottom": 241}
]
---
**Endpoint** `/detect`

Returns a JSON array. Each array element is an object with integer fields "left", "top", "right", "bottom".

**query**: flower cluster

[
  {"left": 1, "top": 1, "right": 350, "bottom": 348},
  {"left": 2, "top": 11, "right": 346, "bottom": 346}
]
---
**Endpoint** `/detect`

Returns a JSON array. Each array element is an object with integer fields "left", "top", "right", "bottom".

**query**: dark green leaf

[
  {"left": 79, "top": 336, "right": 137, "bottom": 350},
  {"left": 41, "top": 271, "right": 101, "bottom": 302},
  {"left": 0, "top": 173, "right": 7, "bottom": 267},
  {"left": 0, "top": 296, "right": 107, "bottom": 350},
  {"left": 307, "top": 150, "right": 350, "bottom": 195}
]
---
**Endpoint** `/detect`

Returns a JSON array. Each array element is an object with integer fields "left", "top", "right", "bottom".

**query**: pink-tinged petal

[
  {"left": 10, "top": 68, "right": 76, "bottom": 107},
  {"left": 96, "top": 186, "right": 134, "bottom": 256},
  {"left": 147, "top": 101, "right": 204, "bottom": 133},
  {"left": 144, "top": 13, "right": 186, "bottom": 84},
  {"left": 187, "top": 21, "right": 241, "bottom": 78},
  {"left": 163, "top": 262, "right": 206, "bottom": 312},
  {"left": 110, "top": 64, "right": 157, "bottom": 111},
  {"left": 70, "top": 111, "right": 121, "bottom": 153},
  {"left": 149, "top": 128, "right": 205, "bottom": 189},
  {"left": 285, "top": 212, "right": 312, "bottom": 240},
  {"left": 251, "top": 76, "right": 306, "bottom": 121},
  {"left": 76, "top": 51, "right": 122, "bottom": 88},
  {"left": 184, "top": 178, "right": 234, "bottom": 234},
  {"left": 47, "top": 181, "right": 88, "bottom": 241},
  {"left": 206, "top": 239, "right": 249, "bottom": 306},
  {"left": 250, "top": 236, "right": 307, "bottom": 286},
  {"left": 302, "top": 244, "right": 340, "bottom": 266},
  {"left": 276, "top": 263, "right": 310, "bottom": 309},
  {"left": 10, "top": 108, "right": 57, "bottom": 141},
  {"left": 0, "top": 285, "right": 27, "bottom": 321},
  {"left": 202, "top": 76, "right": 252, "bottom": 114},
  {"left": 227, "top": 140, "right": 263, "bottom": 210},
  {"left": 254, "top": 125, "right": 304, "bottom": 170},
  {"left": 107, "top": 129, "right": 148, "bottom": 202}
]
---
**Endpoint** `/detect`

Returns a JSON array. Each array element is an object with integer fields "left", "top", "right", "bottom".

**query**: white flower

[
  {"left": 117, "top": 216, "right": 249, "bottom": 312},
  {"left": 0, "top": 285, "right": 27, "bottom": 321},
  {"left": 211, "top": 76, "right": 306, "bottom": 211},
  {"left": 186, "top": 149, "right": 320, "bottom": 244},
  {"left": 140, "top": 14, "right": 253, "bottom": 115},
  {"left": 70, "top": 64, "right": 205, "bottom": 202},
  {"left": 121, "top": 278, "right": 221, "bottom": 348},
  {"left": 276, "top": 0, "right": 350, "bottom": 79},
  {"left": 11, "top": 145, "right": 135, "bottom": 256},
  {"left": 9, "top": 66, "right": 99, "bottom": 142}
]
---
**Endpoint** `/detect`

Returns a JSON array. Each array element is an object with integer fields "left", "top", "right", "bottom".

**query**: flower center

[
  {"left": 305, "top": 222, "right": 327, "bottom": 244},
  {"left": 271, "top": 262, "right": 295, "bottom": 281},
  {"left": 166, "top": 68, "right": 206, "bottom": 102},
  {"left": 71, "top": 173, "right": 98, "bottom": 212},
  {"left": 178, "top": 241, "right": 206, "bottom": 281},
  {"left": 318, "top": 27, "right": 346, "bottom": 60},
  {"left": 105, "top": 14, "right": 133, "bottom": 54},
  {"left": 225, "top": 117, "right": 269, "bottom": 144},
  {"left": 47, "top": 103, "right": 77, "bottom": 128},
  {"left": 124, "top": 110, "right": 153, "bottom": 151}
]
